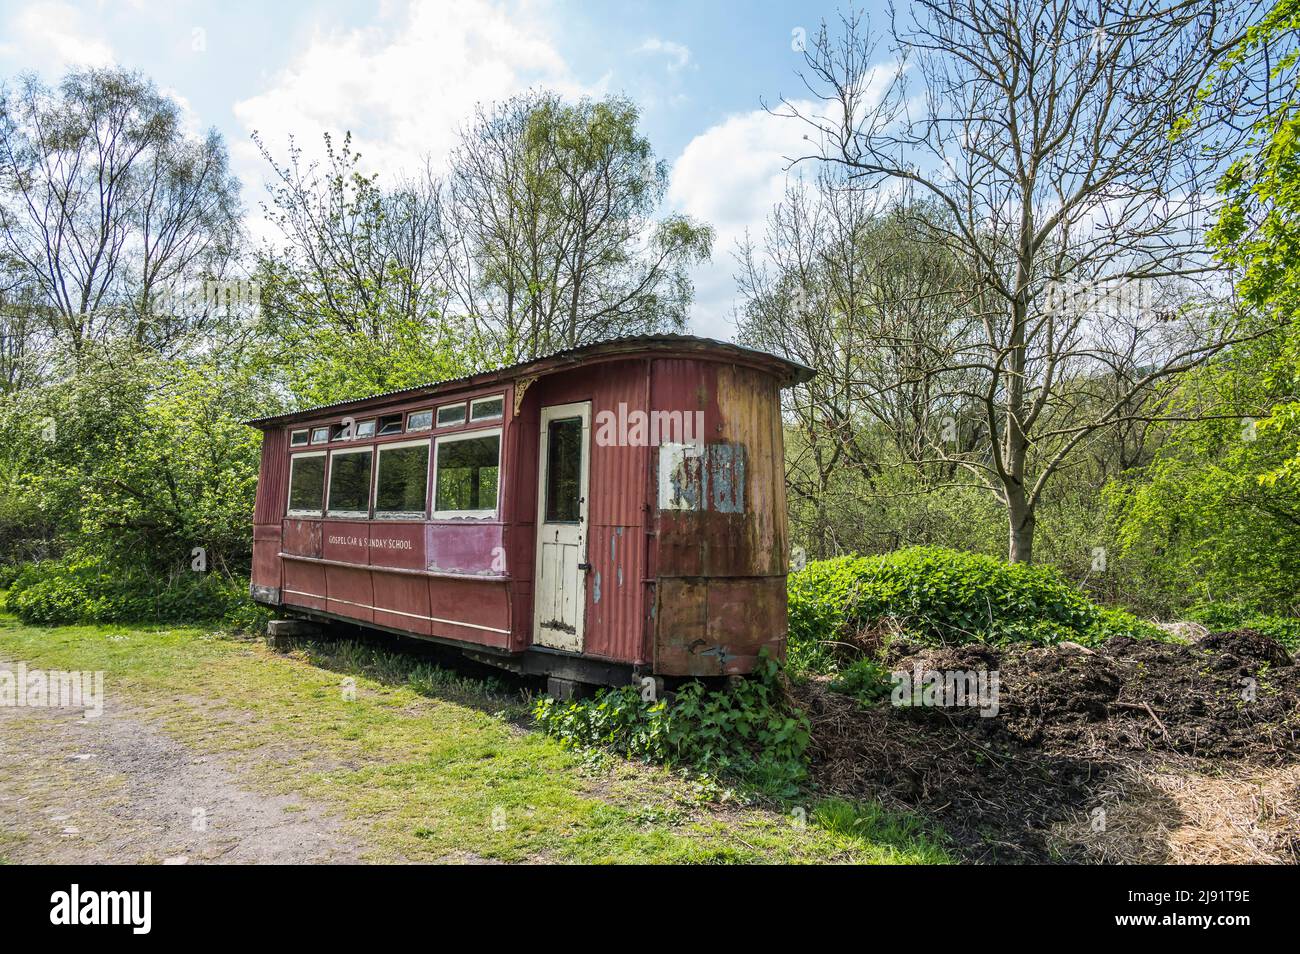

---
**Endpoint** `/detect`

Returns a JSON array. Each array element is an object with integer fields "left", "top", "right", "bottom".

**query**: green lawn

[{"left": 0, "top": 612, "right": 950, "bottom": 864}]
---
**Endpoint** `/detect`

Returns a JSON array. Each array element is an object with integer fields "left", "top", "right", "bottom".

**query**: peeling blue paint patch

[
  {"left": 700, "top": 644, "right": 734, "bottom": 666},
  {"left": 592, "top": 571, "right": 602, "bottom": 604},
  {"left": 658, "top": 442, "right": 748, "bottom": 513},
  {"left": 709, "top": 442, "right": 746, "bottom": 513}
]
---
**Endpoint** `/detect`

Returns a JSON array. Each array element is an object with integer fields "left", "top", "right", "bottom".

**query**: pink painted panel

[{"left": 426, "top": 522, "right": 507, "bottom": 576}]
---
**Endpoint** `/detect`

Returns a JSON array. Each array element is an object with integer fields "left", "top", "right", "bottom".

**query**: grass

[{"left": 0, "top": 611, "right": 950, "bottom": 864}]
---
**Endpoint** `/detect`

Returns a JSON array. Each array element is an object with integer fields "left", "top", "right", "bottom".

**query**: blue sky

[{"left": 0, "top": 0, "right": 889, "bottom": 338}]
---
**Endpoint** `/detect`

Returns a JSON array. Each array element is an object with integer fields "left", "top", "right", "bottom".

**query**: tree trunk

[{"left": 1006, "top": 489, "right": 1035, "bottom": 564}]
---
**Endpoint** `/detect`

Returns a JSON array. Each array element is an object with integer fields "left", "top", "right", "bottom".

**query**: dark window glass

[
  {"left": 471, "top": 396, "right": 504, "bottom": 421},
  {"left": 378, "top": 413, "right": 404, "bottom": 435},
  {"left": 435, "top": 435, "right": 499, "bottom": 513},
  {"left": 290, "top": 429, "right": 309, "bottom": 446},
  {"left": 544, "top": 417, "right": 582, "bottom": 523},
  {"left": 288, "top": 456, "right": 325, "bottom": 513},
  {"left": 327, "top": 450, "right": 373, "bottom": 515},
  {"left": 375, "top": 444, "right": 429, "bottom": 516},
  {"left": 436, "top": 404, "right": 466, "bottom": 427}
]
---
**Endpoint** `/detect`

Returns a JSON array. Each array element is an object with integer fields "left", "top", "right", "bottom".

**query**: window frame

[
  {"left": 290, "top": 428, "right": 310, "bottom": 447},
  {"left": 286, "top": 450, "right": 328, "bottom": 517},
  {"left": 431, "top": 426, "right": 503, "bottom": 519},
  {"left": 469, "top": 395, "right": 505, "bottom": 423},
  {"left": 372, "top": 438, "right": 431, "bottom": 520},
  {"left": 436, "top": 402, "right": 467, "bottom": 428},
  {"left": 406, "top": 409, "right": 433, "bottom": 432},
  {"left": 378, "top": 413, "right": 404, "bottom": 436},
  {"left": 310, "top": 426, "right": 330, "bottom": 445},
  {"left": 325, "top": 446, "right": 375, "bottom": 519}
]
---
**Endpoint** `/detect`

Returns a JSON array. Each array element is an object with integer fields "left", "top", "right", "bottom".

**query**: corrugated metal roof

[{"left": 244, "top": 333, "right": 815, "bottom": 428}]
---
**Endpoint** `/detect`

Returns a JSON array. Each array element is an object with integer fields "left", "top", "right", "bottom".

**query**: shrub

[
  {"left": 3, "top": 556, "right": 266, "bottom": 629},
  {"left": 533, "top": 651, "right": 809, "bottom": 795},
  {"left": 788, "top": 546, "right": 1163, "bottom": 669}
]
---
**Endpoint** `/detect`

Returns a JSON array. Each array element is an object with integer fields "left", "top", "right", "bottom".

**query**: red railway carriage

[{"left": 246, "top": 335, "right": 813, "bottom": 686}]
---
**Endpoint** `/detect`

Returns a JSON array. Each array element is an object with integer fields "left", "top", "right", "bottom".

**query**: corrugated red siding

[{"left": 511, "top": 359, "right": 650, "bottom": 664}]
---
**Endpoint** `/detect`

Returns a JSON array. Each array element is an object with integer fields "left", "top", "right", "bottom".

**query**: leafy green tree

[
  {"left": 443, "top": 92, "right": 713, "bottom": 360},
  {"left": 253, "top": 132, "right": 478, "bottom": 406},
  {"left": 0, "top": 344, "right": 266, "bottom": 576},
  {"left": 1209, "top": 0, "right": 1300, "bottom": 491}
]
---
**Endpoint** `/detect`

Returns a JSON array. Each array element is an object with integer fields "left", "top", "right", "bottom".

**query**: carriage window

[
  {"left": 406, "top": 409, "right": 433, "bottom": 432},
  {"left": 378, "top": 413, "right": 404, "bottom": 436},
  {"left": 544, "top": 417, "right": 583, "bottom": 523},
  {"left": 374, "top": 441, "right": 429, "bottom": 518},
  {"left": 470, "top": 396, "right": 504, "bottom": 422},
  {"left": 287, "top": 453, "right": 326, "bottom": 515},
  {"left": 355, "top": 419, "right": 376, "bottom": 439},
  {"left": 436, "top": 403, "right": 466, "bottom": 428},
  {"left": 327, "top": 449, "right": 373, "bottom": 517},
  {"left": 290, "top": 429, "right": 310, "bottom": 447},
  {"left": 434, "top": 431, "right": 500, "bottom": 517},
  {"left": 310, "top": 427, "right": 329, "bottom": 444}
]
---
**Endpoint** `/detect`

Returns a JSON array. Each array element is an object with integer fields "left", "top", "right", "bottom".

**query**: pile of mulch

[{"left": 793, "top": 629, "right": 1300, "bottom": 863}]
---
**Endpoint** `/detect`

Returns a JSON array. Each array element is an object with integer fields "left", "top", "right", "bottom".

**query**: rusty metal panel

[
  {"left": 654, "top": 576, "right": 787, "bottom": 677},
  {"left": 651, "top": 358, "right": 792, "bottom": 675}
]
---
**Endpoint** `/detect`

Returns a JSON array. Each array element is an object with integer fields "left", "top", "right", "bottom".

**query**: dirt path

[{"left": 0, "top": 661, "right": 366, "bottom": 864}]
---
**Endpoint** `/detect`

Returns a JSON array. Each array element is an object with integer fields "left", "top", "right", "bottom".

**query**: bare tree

[
  {"left": 777, "top": 1, "right": 1279, "bottom": 562},
  {"left": 0, "top": 68, "right": 242, "bottom": 357},
  {"left": 737, "top": 173, "right": 985, "bottom": 554}
]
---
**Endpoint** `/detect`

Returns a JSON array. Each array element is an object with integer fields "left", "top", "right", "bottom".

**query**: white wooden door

[{"left": 533, "top": 402, "right": 591, "bottom": 652}]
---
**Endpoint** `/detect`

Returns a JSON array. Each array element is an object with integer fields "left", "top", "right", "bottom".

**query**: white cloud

[
  {"left": 667, "top": 104, "right": 820, "bottom": 340},
  {"left": 0, "top": 2, "right": 114, "bottom": 73},
  {"left": 637, "top": 37, "right": 691, "bottom": 73},
  {"left": 232, "top": 0, "right": 598, "bottom": 189}
]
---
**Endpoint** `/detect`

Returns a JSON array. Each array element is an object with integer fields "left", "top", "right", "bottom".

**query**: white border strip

[{"left": 282, "top": 589, "right": 511, "bottom": 635}]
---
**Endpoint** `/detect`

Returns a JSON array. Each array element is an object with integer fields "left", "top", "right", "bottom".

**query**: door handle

[{"left": 577, "top": 562, "right": 592, "bottom": 571}]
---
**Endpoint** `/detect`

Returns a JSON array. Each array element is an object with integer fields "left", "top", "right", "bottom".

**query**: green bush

[
  {"left": 788, "top": 546, "right": 1163, "bottom": 668},
  {"left": 3, "top": 556, "right": 266, "bottom": 629},
  {"left": 533, "top": 652, "right": 809, "bottom": 795},
  {"left": 1184, "top": 602, "right": 1300, "bottom": 652}
]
